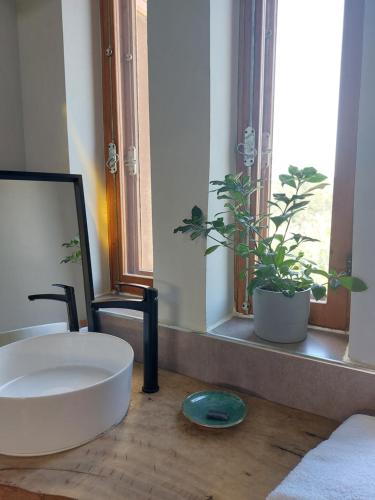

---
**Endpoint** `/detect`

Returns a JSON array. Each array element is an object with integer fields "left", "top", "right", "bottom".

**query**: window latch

[
  {"left": 106, "top": 142, "right": 119, "bottom": 174},
  {"left": 346, "top": 254, "right": 352, "bottom": 275},
  {"left": 237, "top": 126, "right": 256, "bottom": 167},
  {"left": 125, "top": 146, "right": 137, "bottom": 176}
]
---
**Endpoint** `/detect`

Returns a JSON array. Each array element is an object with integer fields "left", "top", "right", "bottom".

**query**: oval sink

[
  {"left": 0, "top": 322, "right": 68, "bottom": 348},
  {"left": 0, "top": 332, "right": 134, "bottom": 456}
]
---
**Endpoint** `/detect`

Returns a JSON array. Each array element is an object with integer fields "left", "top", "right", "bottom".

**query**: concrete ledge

[{"left": 98, "top": 311, "right": 375, "bottom": 421}]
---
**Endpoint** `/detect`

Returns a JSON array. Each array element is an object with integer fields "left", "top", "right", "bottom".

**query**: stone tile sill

[
  {"left": 212, "top": 316, "right": 349, "bottom": 365},
  {"left": 98, "top": 310, "right": 375, "bottom": 420},
  {"left": 98, "top": 303, "right": 374, "bottom": 373}
]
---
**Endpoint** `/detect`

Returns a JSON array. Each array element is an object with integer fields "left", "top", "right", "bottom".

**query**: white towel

[{"left": 267, "top": 414, "right": 375, "bottom": 500}]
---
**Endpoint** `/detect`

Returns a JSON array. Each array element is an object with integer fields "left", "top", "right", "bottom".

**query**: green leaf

[
  {"left": 255, "top": 264, "right": 277, "bottom": 278},
  {"left": 338, "top": 276, "right": 368, "bottom": 292},
  {"left": 271, "top": 214, "right": 290, "bottom": 228},
  {"left": 273, "top": 193, "right": 290, "bottom": 204},
  {"left": 173, "top": 225, "right": 192, "bottom": 234},
  {"left": 288, "top": 165, "right": 300, "bottom": 176},
  {"left": 274, "top": 246, "right": 286, "bottom": 266},
  {"left": 192, "top": 205, "right": 203, "bottom": 221},
  {"left": 204, "top": 245, "right": 220, "bottom": 256},
  {"left": 279, "top": 174, "right": 296, "bottom": 188},
  {"left": 248, "top": 277, "right": 265, "bottom": 296},
  {"left": 212, "top": 218, "right": 225, "bottom": 230},
  {"left": 329, "top": 277, "right": 341, "bottom": 290},
  {"left": 210, "top": 180, "right": 226, "bottom": 186},
  {"left": 267, "top": 200, "right": 281, "bottom": 210},
  {"left": 190, "top": 231, "right": 202, "bottom": 240},
  {"left": 291, "top": 193, "right": 313, "bottom": 200},
  {"left": 279, "top": 264, "right": 291, "bottom": 275},
  {"left": 282, "top": 258, "right": 300, "bottom": 268},
  {"left": 301, "top": 167, "right": 317, "bottom": 177},
  {"left": 309, "top": 268, "right": 330, "bottom": 279},
  {"left": 305, "top": 182, "right": 330, "bottom": 193},
  {"left": 306, "top": 173, "right": 328, "bottom": 183},
  {"left": 235, "top": 243, "right": 251, "bottom": 257},
  {"left": 311, "top": 284, "right": 327, "bottom": 301}
]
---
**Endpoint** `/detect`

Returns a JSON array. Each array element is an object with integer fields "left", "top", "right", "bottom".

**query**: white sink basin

[
  {"left": 0, "top": 322, "right": 68, "bottom": 347},
  {"left": 0, "top": 332, "right": 134, "bottom": 456}
]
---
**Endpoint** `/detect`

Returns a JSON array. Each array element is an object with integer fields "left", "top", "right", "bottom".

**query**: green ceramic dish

[{"left": 182, "top": 390, "right": 247, "bottom": 428}]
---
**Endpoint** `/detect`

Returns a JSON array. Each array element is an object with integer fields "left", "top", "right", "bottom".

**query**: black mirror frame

[{"left": 0, "top": 170, "right": 95, "bottom": 330}]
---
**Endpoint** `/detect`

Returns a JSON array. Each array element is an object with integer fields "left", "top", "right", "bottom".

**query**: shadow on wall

[{"left": 156, "top": 281, "right": 182, "bottom": 330}]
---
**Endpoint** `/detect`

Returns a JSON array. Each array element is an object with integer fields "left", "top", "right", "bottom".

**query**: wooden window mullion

[
  {"left": 100, "top": 0, "right": 153, "bottom": 294},
  {"left": 309, "top": 0, "right": 365, "bottom": 330}
]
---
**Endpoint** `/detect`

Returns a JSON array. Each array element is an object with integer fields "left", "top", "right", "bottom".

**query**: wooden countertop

[{"left": 0, "top": 364, "right": 337, "bottom": 500}]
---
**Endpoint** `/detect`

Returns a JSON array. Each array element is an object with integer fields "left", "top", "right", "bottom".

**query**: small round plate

[{"left": 182, "top": 390, "right": 247, "bottom": 428}]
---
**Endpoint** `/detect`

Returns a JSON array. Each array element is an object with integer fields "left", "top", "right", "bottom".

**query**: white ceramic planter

[{"left": 253, "top": 287, "right": 310, "bottom": 343}]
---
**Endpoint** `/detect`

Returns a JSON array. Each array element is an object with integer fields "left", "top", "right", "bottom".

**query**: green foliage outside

[{"left": 174, "top": 166, "right": 367, "bottom": 300}]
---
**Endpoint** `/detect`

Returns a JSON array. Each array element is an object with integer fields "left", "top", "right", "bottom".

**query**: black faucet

[
  {"left": 92, "top": 283, "right": 159, "bottom": 394},
  {"left": 28, "top": 284, "right": 79, "bottom": 332}
]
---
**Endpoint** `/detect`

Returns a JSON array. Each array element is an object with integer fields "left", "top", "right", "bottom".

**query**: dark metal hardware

[
  {"left": 28, "top": 284, "right": 80, "bottom": 332},
  {"left": 346, "top": 254, "right": 352, "bottom": 275},
  {"left": 113, "top": 281, "right": 149, "bottom": 294},
  {"left": 92, "top": 283, "right": 159, "bottom": 394}
]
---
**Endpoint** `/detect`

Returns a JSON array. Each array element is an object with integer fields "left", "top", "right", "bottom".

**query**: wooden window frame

[
  {"left": 100, "top": 0, "right": 153, "bottom": 294},
  {"left": 235, "top": 0, "right": 365, "bottom": 330}
]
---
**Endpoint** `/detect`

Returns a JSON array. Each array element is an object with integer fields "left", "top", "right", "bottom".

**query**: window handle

[
  {"left": 237, "top": 126, "right": 256, "bottom": 167},
  {"left": 114, "top": 281, "right": 150, "bottom": 291},
  {"left": 125, "top": 146, "right": 137, "bottom": 176},
  {"left": 106, "top": 142, "right": 119, "bottom": 174}
]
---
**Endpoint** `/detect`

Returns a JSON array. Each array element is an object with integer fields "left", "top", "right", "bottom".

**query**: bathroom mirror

[{"left": 0, "top": 171, "right": 94, "bottom": 338}]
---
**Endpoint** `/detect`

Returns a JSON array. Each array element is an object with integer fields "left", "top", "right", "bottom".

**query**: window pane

[
  {"left": 135, "top": 0, "right": 153, "bottom": 273},
  {"left": 271, "top": 0, "right": 344, "bottom": 278},
  {"left": 122, "top": 0, "right": 153, "bottom": 277}
]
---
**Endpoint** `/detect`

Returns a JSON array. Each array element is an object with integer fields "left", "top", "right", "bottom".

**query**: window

[
  {"left": 236, "top": 0, "right": 364, "bottom": 330},
  {"left": 100, "top": 0, "right": 153, "bottom": 293}
]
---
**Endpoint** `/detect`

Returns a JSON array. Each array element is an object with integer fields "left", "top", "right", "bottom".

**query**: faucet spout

[
  {"left": 28, "top": 284, "right": 79, "bottom": 332},
  {"left": 28, "top": 293, "right": 67, "bottom": 302}
]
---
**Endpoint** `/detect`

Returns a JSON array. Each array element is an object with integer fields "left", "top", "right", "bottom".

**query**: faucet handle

[
  {"left": 114, "top": 282, "right": 157, "bottom": 301},
  {"left": 52, "top": 283, "right": 73, "bottom": 291},
  {"left": 114, "top": 281, "right": 149, "bottom": 291}
]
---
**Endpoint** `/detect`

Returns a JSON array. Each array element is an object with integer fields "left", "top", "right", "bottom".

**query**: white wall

[
  {"left": 0, "top": 0, "right": 25, "bottom": 170},
  {"left": 149, "top": 0, "right": 211, "bottom": 332},
  {"left": 206, "top": 0, "right": 238, "bottom": 329},
  {"left": 61, "top": 0, "right": 110, "bottom": 296},
  {"left": 149, "top": 0, "right": 239, "bottom": 332},
  {"left": 17, "top": 0, "right": 69, "bottom": 173},
  {"left": 348, "top": 0, "right": 375, "bottom": 365}
]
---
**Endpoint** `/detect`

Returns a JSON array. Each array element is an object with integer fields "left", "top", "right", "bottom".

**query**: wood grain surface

[{"left": 0, "top": 364, "right": 337, "bottom": 500}]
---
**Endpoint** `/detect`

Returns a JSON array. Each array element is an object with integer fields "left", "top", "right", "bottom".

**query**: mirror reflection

[{"left": 0, "top": 179, "right": 86, "bottom": 339}]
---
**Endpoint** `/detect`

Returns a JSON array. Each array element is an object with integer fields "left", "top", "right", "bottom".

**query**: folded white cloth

[{"left": 267, "top": 414, "right": 375, "bottom": 500}]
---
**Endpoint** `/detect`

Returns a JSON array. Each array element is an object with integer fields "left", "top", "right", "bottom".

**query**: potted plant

[{"left": 174, "top": 166, "right": 367, "bottom": 343}]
